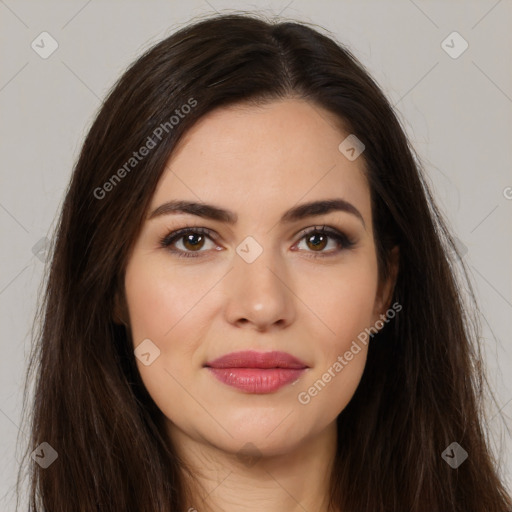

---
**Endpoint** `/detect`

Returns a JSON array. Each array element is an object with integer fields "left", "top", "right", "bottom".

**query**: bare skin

[{"left": 121, "top": 98, "right": 398, "bottom": 511}]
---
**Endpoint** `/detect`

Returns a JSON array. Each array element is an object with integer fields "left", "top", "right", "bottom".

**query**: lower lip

[{"left": 206, "top": 367, "right": 307, "bottom": 393}]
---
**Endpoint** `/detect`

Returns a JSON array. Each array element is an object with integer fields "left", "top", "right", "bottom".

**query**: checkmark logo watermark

[
  {"left": 338, "top": 134, "right": 365, "bottom": 161},
  {"left": 236, "top": 236, "right": 263, "bottom": 264},
  {"left": 31, "top": 442, "right": 58, "bottom": 469},
  {"left": 450, "top": 236, "right": 468, "bottom": 258},
  {"left": 134, "top": 338, "right": 161, "bottom": 366},
  {"left": 32, "top": 236, "right": 50, "bottom": 262},
  {"left": 441, "top": 442, "right": 468, "bottom": 468},
  {"left": 441, "top": 31, "right": 469, "bottom": 59},
  {"left": 31, "top": 31, "right": 59, "bottom": 59}
]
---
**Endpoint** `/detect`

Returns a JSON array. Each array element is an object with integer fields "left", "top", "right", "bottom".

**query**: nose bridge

[
  {"left": 233, "top": 234, "right": 284, "bottom": 299},
  {"left": 223, "top": 234, "right": 295, "bottom": 329}
]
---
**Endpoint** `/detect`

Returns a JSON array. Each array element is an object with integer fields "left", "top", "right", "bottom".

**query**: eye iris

[
  {"left": 183, "top": 233, "right": 204, "bottom": 251},
  {"left": 306, "top": 232, "right": 327, "bottom": 251}
]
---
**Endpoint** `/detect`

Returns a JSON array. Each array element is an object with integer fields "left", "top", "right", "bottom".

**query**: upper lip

[{"left": 205, "top": 350, "right": 308, "bottom": 369}]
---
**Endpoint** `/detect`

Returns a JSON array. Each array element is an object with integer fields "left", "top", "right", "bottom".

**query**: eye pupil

[
  {"left": 183, "top": 233, "right": 204, "bottom": 251},
  {"left": 307, "top": 233, "right": 327, "bottom": 251}
]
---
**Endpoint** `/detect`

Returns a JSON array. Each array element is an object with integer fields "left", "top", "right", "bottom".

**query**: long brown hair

[{"left": 17, "top": 11, "right": 511, "bottom": 511}]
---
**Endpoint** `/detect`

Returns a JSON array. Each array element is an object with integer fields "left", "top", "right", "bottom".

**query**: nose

[{"left": 222, "top": 244, "right": 296, "bottom": 332}]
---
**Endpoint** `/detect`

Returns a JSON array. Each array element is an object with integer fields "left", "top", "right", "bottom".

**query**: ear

[{"left": 373, "top": 245, "right": 399, "bottom": 317}]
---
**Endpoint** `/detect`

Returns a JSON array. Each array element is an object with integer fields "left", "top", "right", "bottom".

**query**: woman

[{"left": 18, "top": 12, "right": 511, "bottom": 512}]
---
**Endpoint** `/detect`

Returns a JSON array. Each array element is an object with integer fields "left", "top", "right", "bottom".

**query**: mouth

[{"left": 204, "top": 350, "right": 309, "bottom": 393}]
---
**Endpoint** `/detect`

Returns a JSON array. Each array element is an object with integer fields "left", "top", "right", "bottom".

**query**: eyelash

[{"left": 159, "top": 224, "right": 355, "bottom": 259}]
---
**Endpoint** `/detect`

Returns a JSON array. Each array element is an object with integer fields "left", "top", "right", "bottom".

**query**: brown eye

[
  {"left": 182, "top": 232, "right": 206, "bottom": 251},
  {"left": 160, "top": 227, "right": 216, "bottom": 258},
  {"left": 305, "top": 232, "right": 329, "bottom": 251},
  {"left": 160, "top": 225, "right": 355, "bottom": 260},
  {"left": 294, "top": 226, "right": 355, "bottom": 257}
]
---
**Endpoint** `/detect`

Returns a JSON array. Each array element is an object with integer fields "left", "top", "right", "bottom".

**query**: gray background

[{"left": 1, "top": 0, "right": 511, "bottom": 508}]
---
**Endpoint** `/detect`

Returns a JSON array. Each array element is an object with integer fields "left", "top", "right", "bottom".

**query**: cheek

[
  {"left": 293, "top": 256, "right": 377, "bottom": 416},
  {"left": 301, "top": 255, "right": 379, "bottom": 348},
  {"left": 123, "top": 256, "right": 199, "bottom": 381},
  {"left": 123, "top": 257, "right": 209, "bottom": 424},
  {"left": 124, "top": 255, "right": 212, "bottom": 344}
]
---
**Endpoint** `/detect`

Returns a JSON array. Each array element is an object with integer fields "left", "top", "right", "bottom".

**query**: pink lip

[{"left": 205, "top": 350, "right": 308, "bottom": 394}]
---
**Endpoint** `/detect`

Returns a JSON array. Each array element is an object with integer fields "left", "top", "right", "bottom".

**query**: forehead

[{"left": 150, "top": 99, "right": 371, "bottom": 225}]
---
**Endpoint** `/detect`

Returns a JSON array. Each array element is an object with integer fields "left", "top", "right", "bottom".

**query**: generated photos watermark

[
  {"left": 93, "top": 97, "right": 197, "bottom": 200},
  {"left": 297, "top": 301, "right": 402, "bottom": 405}
]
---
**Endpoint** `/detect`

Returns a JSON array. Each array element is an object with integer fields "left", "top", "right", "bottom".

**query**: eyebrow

[{"left": 148, "top": 198, "right": 365, "bottom": 228}]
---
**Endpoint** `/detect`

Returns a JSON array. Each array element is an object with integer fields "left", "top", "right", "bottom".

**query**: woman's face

[{"left": 123, "top": 98, "right": 396, "bottom": 458}]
